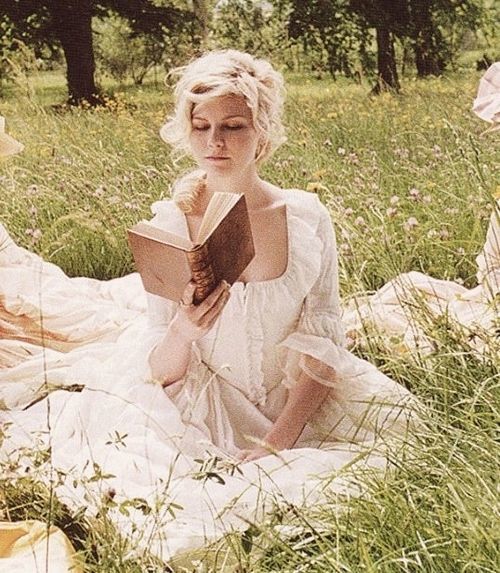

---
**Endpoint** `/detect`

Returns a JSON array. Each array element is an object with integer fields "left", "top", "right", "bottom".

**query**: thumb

[{"left": 181, "top": 281, "right": 196, "bottom": 304}]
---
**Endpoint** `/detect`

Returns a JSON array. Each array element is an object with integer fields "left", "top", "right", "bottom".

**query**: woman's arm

[
  {"left": 149, "top": 280, "right": 230, "bottom": 385},
  {"left": 239, "top": 362, "right": 332, "bottom": 461}
]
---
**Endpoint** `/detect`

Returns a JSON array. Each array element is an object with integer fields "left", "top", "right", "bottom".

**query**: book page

[
  {"left": 131, "top": 221, "right": 193, "bottom": 251},
  {"left": 197, "top": 192, "right": 242, "bottom": 244}
]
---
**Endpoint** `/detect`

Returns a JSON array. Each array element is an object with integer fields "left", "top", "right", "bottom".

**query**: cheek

[
  {"left": 189, "top": 132, "right": 206, "bottom": 151},
  {"left": 231, "top": 132, "right": 259, "bottom": 154}
]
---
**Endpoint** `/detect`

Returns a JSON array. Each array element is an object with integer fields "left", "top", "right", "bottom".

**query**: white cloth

[
  {"left": 343, "top": 202, "right": 499, "bottom": 357},
  {"left": 472, "top": 62, "right": 500, "bottom": 128},
  {"left": 1, "top": 191, "right": 420, "bottom": 563}
]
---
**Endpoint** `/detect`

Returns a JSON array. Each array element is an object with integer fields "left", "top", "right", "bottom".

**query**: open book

[{"left": 128, "top": 193, "right": 255, "bottom": 304}]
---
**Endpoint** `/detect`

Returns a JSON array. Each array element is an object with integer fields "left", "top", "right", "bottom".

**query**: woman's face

[{"left": 188, "top": 95, "right": 260, "bottom": 176}]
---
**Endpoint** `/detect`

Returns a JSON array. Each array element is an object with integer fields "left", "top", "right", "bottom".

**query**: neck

[{"left": 204, "top": 168, "right": 270, "bottom": 210}]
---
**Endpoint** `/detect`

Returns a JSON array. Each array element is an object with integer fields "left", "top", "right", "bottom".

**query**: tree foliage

[
  {"left": 288, "top": 0, "right": 369, "bottom": 78},
  {"left": 0, "top": 0, "right": 495, "bottom": 101}
]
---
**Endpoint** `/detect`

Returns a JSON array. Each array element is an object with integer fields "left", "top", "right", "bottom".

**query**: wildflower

[
  {"left": 124, "top": 201, "right": 140, "bottom": 211},
  {"left": 323, "top": 138, "right": 332, "bottom": 147},
  {"left": 93, "top": 185, "right": 105, "bottom": 198},
  {"left": 312, "top": 169, "right": 327, "bottom": 180},
  {"left": 423, "top": 195, "right": 432, "bottom": 204},
  {"left": 403, "top": 217, "right": 419, "bottom": 232},
  {"left": 427, "top": 228, "right": 438, "bottom": 239},
  {"left": 344, "top": 207, "right": 354, "bottom": 217},
  {"left": 408, "top": 188, "right": 421, "bottom": 201},
  {"left": 386, "top": 207, "right": 398, "bottom": 218},
  {"left": 346, "top": 152, "right": 359, "bottom": 164},
  {"left": 26, "top": 228, "right": 42, "bottom": 242},
  {"left": 26, "top": 185, "right": 39, "bottom": 196},
  {"left": 337, "top": 147, "right": 346, "bottom": 156},
  {"left": 393, "top": 147, "right": 409, "bottom": 160},
  {"left": 444, "top": 207, "right": 459, "bottom": 216},
  {"left": 306, "top": 182, "right": 328, "bottom": 193},
  {"left": 339, "top": 242, "right": 352, "bottom": 256},
  {"left": 432, "top": 144, "right": 442, "bottom": 158},
  {"left": 456, "top": 247, "right": 465, "bottom": 256},
  {"left": 354, "top": 216, "right": 366, "bottom": 227},
  {"left": 28, "top": 205, "right": 38, "bottom": 217},
  {"left": 438, "top": 228, "right": 450, "bottom": 239},
  {"left": 390, "top": 195, "right": 400, "bottom": 206}
]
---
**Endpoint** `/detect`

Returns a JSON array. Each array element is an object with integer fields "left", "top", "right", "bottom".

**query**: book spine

[{"left": 186, "top": 244, "right": 217, "bottom": 304}]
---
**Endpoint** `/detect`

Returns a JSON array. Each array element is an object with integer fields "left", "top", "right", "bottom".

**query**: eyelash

[{"left": 192, "top": 125, "right": 245, "bottom": 131}]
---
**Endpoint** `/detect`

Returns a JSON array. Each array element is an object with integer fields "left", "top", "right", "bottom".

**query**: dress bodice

[{"left": 147, "top": 189, "right": 341, "bottom": 410}]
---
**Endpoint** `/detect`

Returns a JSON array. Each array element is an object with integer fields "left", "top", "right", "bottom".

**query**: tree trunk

[
  {"left": 411, "top": 0, "right": 445, "bottom": 77},
  {"left": 414, "top": 27, "right": 445, "bottom": 76},
  {"left": 373, "top": 25, "right": 400, "bottom": 93},
  {"left": 48, "top": 0, "right": 100, "bottom": 105},
  {"left": 192, "top": 0, "right": 210, "bottom": 50}
]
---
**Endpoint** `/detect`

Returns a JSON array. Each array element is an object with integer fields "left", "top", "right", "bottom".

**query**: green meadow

[{"left": 1, "top": 69, "right": 499, "bottom": 571}]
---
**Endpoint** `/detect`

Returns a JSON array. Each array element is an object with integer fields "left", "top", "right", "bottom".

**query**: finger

[
  {"left": 180, "top": 281, "right": 196, "bottom": 305},
  {"left": 197, "top": 282, "right": 229, "bottom": 318},
  {"left": 198, "top": 289, "right": 230, "bottom": 327}
]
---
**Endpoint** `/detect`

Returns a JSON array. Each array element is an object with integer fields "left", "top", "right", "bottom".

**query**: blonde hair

[{"left": 160, "top": 50, "right": 286, "bottom": 212}]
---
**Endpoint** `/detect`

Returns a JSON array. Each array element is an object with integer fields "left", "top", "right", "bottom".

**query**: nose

[{"left": 208, "top": 126, "right": 224, "bottom": 148}]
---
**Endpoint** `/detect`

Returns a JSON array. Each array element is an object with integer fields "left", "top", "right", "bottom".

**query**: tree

[
  {"left": 349, "top": 0, "right": 410, "bottom": 92},
  {"left": 47, "top": 0, "right": 100, "bottom": 104},
  {"left": 1, "top": 0, "right": 192, "bottom": 104},
  {"left": 408, "top": 0, "right": 488, "bottom": 77},
  {"left": 288, "top": 0, "right": 367, "bottom": 78}
]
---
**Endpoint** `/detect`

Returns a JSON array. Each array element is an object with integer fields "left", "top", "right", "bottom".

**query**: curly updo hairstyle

[{"left": 160, "top": 50, "right": 286, "bottom": 212}]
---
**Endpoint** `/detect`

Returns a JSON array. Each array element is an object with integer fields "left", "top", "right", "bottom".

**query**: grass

[{"left": 1, "top": 66, "right": 499, "bottom": 571}]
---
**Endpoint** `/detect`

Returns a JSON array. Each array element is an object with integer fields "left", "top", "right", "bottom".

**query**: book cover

[{"left": 128, "top": 193, "right": 255, "bottom": 304}]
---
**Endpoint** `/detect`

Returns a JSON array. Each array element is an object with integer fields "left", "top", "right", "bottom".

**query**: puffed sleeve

[
  {"left": 277, "top": 202, "right": 347, "bottom": 388},
  {"left": 278, "top": 201, "right": 418, "bottom": 442}
]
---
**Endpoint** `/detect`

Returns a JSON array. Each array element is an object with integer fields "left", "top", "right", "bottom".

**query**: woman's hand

[
  {"left": 237, "top": 435, "right": 296, "bottom": 463},
  {"left": 170, "top": 280, "right": 231, "bottom": 343},
  {"left": 237, "top": 446, "right": 272, "bottom": 462}
]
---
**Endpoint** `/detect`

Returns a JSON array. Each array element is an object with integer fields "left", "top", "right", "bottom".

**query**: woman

[
  {"left": 142, "top": 50, "right": 417, "bottom": 464},
  {"left": 0, "top": 51, "right": 418, "bottom": 563}
]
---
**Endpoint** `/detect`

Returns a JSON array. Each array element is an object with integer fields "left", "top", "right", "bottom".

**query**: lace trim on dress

[{"left": 235, "top": 195, "right": 325, "bottom": 406}]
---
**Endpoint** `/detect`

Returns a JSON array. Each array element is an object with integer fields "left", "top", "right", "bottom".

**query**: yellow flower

[
  {"left": 312, "top": 169, "right": 327, "bottom": 180},
  {"left": 306, "top": 182, "right": 329, "bottom": 193}
]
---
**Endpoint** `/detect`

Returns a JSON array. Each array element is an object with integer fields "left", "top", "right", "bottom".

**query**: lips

[{"left": 205, "top": 156, "right": 229, "bottom": 160}]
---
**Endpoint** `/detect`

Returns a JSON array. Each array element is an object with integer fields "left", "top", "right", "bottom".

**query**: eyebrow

[{"left": 191, "top": 114, "right": 250, "bottom": 121}]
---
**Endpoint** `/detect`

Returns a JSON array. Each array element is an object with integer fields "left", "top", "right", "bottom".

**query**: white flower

[
  {"left": 354, "top": 216, "right": 366, "bottom": 227},
  {"left": 408, "top": 188, "right": 421, "bottom": 201},
  {"left": 404, "top": 217, "right": 419, "bottom": 232}
]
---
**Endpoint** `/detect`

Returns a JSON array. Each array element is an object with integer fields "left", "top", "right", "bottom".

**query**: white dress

[
  {"left": 0, "top": 190, "right": 418, "bottom": 564},
  {"left": 343, "top": 201, "right": 499, "bottom": 357}
]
